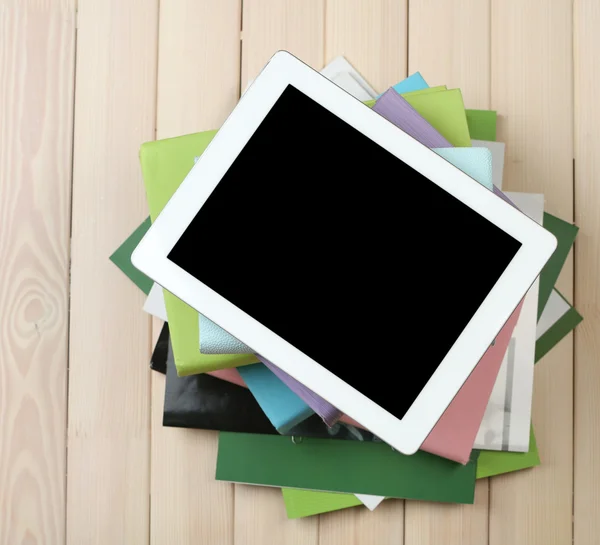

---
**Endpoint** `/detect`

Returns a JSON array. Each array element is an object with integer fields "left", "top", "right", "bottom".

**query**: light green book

[
  {"left": 140, "top": 131, "right": 259, "bottom": 375},
  {"left": 365, "top": 88, "right": 472, "bottom": 146}
]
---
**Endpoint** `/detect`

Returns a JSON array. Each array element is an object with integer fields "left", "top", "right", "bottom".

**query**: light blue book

[
  {"left": 236, "top": 363, "right": 314, "bottom": 433},
  {"left": 390, "top": 71, "right": 429, "bottom": 95},
  {"left": 375, "top": 71, "right": 429, "bottom": 98}
]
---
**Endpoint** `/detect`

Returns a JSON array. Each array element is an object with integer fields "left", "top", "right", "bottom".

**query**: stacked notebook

[{"left": 110, "top": 56, "right": 582, "bottom": 518}]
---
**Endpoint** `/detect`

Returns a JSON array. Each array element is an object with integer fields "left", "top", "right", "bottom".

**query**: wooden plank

[
  {"left": 234, "top": 486, "right": 319, "bottom": 543},
  {"left": 318, "top": 500, "right": 404, "bottom": 545},
  {"left": 489, "top": 0, "right": 574, "bottom": 543},
  {"left": 574, "top": 1, "right": 600, "bottom": 544},
  {"left": 150, "top": 2, "right": 241, "bottom": 544},
  {"left": 241, "top": 0, "right": 324, "bottom": 90},
  {"left": 325, "top": 0, "right": 407, "bottom": 92},
  {"left": 0, "top": 1, "right": 75, "bottom": 544},
  {"left": 66, "top": 0, "right": 158, "bottom": 542},
  {"left": 238, "top": 1, "right": 322, "bottom": 541},
  {"left": 408, "top": 0, "right": 490, "bottom": 108},
  {"left": 319, "top": 1, "right": 406, "bottom": 540},
  {"left": 405, "top": 1, "right": 490, "bottom": 543},
  {"left": 156, "top": 0, "right": 242, "bottom": 139},
  {"left": 404, "top": 482, "right": 489, "bottom": 545}
]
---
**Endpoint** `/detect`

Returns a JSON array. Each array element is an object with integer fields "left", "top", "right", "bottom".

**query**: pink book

[
  {"left": 209, "top": 368, "right": 246, "bottom": 388},
  {"left": 422, "top": 304, "right": 522, "bottom": 460},
  {"left": 337, "top": 303, "right": 522, "bottom": 463}
]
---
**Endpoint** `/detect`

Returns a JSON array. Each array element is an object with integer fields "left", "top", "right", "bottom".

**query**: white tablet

[{"left": 132, "top": 51, "right": 556, "bottom": 454}]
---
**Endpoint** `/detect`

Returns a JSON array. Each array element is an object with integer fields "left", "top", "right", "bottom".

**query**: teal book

[
  {"left": 236, "top": 364, "right": 314, "bottom": 433},
  {"left": 390, "top": 71, "right": 428, "bottom": 94}
]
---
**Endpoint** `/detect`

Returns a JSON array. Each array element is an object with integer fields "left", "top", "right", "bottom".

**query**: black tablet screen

[{"left": 168, "top": 84, "right": 521, "bottom": 419}]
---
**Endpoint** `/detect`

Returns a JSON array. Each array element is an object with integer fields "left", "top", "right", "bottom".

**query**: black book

[
  {"left": 150, "top": 322, "right": 169, "bottom": 374},
  {"left": 157, "top": 326, "right": 379, "bottom": 442}
]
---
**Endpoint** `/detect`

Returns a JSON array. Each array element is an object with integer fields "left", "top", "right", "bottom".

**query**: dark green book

[{"left": 216, "top": 432, "right": 477, "bottom": 504}]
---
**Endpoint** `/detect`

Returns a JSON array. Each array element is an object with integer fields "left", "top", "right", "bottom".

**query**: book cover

[
  {"left": 474, "top": 193, "right": 544, "bottom": 452},
  {"left": 139, "top": 131, "right": 259, "bottom": 375},
  {"left": 281, "top": 427, "right": 540, "bottom": 518},
  {"left": 216, "top": 432, "right": 478, "bottom": 503}
]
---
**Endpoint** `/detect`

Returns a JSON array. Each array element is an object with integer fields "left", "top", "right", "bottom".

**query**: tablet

[{"left": 132, "top": 51, "right": 556, "bottom": 454}]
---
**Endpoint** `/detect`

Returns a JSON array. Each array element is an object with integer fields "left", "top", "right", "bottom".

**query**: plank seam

[
  {"left": 322, "top": 0, "right": 327, "bottom": 68},
  {"left": 239, "top": 0, "right": 244, "bottom": 97},
  {"left": 571, "top": 155, "right": 576, "bottom": 544},
  {"left": 232, "top": 6, "right": 244, "bottom": 543},
  {"left": 571, "top": 1, "right": 576, "bottom": 538},
  {"left": 405, "top": 0, "right": 410, "bottom": 78},
  {"left": 65, "top": 9, "right": 79, "bottom": 544},
  {"left": 148, "top": 1, "right": 162, "bottom": 544},
  {"left": 488, "top": 0, "right": 492, "bottom": 113}
]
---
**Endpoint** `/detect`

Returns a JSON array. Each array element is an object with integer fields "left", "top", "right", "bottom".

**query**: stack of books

[{"left": 110, "top": 55, "right": 582, "bottom": 518}]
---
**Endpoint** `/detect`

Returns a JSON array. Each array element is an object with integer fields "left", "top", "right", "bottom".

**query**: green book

[
  {"left": 538, "top": 213, "right": 579, "bottom": 318},
  {"left": 535, "top": 290, "right": 583, "bottom": 362},
  {"left": 140, "top": 131, "right": 259, "bottom": 375},
  {"left": 282, "top": 488, "right": 362, "bottom": 519},
  {"left": 109, "top": 216, "right": 154, "bottom": 295},
  {"left": 404, "top": 90, "right": 471, "bottom": 146},
  {"left": 477, "top": 427, "right": 540, "bottom": 479},
  {"left": 465, "top": 109, "right": 497, "bottom": 141},
  {"left": 282, "top": 428, "right": 540, "bottom": 518},
  {"left": 216, "top": 432, "right": 478, "bottom": 503}
]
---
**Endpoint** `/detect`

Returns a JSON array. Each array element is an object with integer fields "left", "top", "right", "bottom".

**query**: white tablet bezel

[{"left": 132, "top": 51, "right": 556, "bottom": 455}]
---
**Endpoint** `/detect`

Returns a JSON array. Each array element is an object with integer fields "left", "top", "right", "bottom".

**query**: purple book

[{"left": 371, "top": 89, "right": 452, "bottom": 148}]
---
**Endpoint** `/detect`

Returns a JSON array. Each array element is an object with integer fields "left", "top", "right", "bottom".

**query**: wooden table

[{"left": 1, "top": 1, "right": 597, "bottom": 543}]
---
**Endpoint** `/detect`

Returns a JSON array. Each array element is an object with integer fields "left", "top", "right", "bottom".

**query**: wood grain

[
  {"left": 241, "top": 0, "right": 324, "bottom": 90},
  {"left": 234, "top": 485, "right": 318, "bottom": 544},
  {"left": 405, "top": 482, "right": 489, "bottom": 545},
  {"left": 319, "top": 1, "right": 406, "bottom": 539},
  {"left": 408, "top": 0, "right": 490, "bottom": 108},
  {"left": 319, "top": 500, "right": 404, "bottom": 545},
  {"left": 66, "top": 0, "right": 158, "bottom": 543},
  {"left": 4, "top": 0, "right": 591, "bottom": 541},
  {"left": 156, "top": 0, "right": 242, "bottom": 139},
  {"left": 489, "top": 0, "right": 574, "bottom": 543},
  {"left": 238, "top": 1, "right": 323, "bottom": 541},
  {"left": 0, "top": 1, "right": 75, "bottom": 544},
  {"left": 574, "top": 1, "right": 600, "bottom": 544},
  {"left": 325, "top": 0, "right": 407, "bottom": 92},
  {"left": 405, "top": 1, "right": 490, "bottom": 542},
  {"left": 150, "top": 1, "right": 241, "bottom": 543}
]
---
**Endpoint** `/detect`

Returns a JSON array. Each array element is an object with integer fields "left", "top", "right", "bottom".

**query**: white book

[
  {"left": 537, "top": 289, "right": 571, "bottom": 339},
  {"left": 320, "top": 55, "right": 378, "bottom": 98},
  {"left": 143, "top": 282, "right": 168, "bottom": 322},
  {"left": 330, "top": 71, "right": 374, "bottom": 101},
  {"left": 244, "top": 55, "right": 378, "bottom": 100},
  {"left": 474, "top": 192, "right": 544, "bottom": 452},
  {"left": 355, "top": 494, "right": 385, "bottom": 511},
  {"left": 472, "top": 140, "right": 505, "bottom": 190}
]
